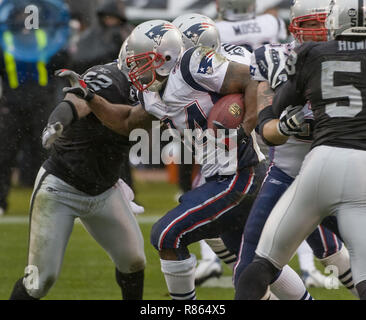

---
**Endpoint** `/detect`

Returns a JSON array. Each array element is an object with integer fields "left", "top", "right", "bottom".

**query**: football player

[
  {"left": 234, "top": 0, "right": 358, "bottom": 299},
  {"left": 60, "top": 19, "right": 266, "bottom": 300},
  {"left": 172, "top": 12, "right": 252, "bottom": 286},
  {"left": 9, "top": 61, "right": 147, "bottom": 300},
  {"left": 236, "top": 0, "right": 366, "bottom": 300}
]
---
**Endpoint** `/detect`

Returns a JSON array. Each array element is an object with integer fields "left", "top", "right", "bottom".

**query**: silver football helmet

[
  {"left": 118, "top": 36, "right": 130, "bottom": 79},
  {"left": 216, "top": 0, "right": 256, "bottom": 22},
  {"left": 326, "top": 0, "right": 366, "bottom": 39},
  {"left": 172, "top": 13, "right": 221, "bottom": 51},
  {"left": 289, "top": 0, "right": 329, "bottom": 43},
  {"left": 121, "top": 20, "right": 184, "bottom": 92}
]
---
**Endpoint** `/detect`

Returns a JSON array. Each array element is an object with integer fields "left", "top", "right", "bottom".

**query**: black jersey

[
  {"left": 273, "top": 40, "right": 366, "bottom": 151},
  {"left": 44, "top": 62, "right": 137, "bottom": 195}
]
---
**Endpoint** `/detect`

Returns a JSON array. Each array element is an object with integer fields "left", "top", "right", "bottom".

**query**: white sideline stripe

[{"left": 0, "top": 215, "right": 161, "bottom": 225}]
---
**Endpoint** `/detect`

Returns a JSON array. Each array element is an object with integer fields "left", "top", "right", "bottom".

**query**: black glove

[
  {"left": 277, "top": 105, "right": 305, "bottom": 136},
  {"left": 42, "top": 122, "right": 64, "bottom": 149},
  {"left": 55, "top": 69, "right": 95, "bottom": 101},
  {"left": 212, "top": 121, "right": 250, "bottom": 147}
]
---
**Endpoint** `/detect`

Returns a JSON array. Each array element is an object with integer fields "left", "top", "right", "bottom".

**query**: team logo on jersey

[
  {"left": 145, "top": 23, "right": 175, "bottom": 46},
  {"left": 197, "top": 50, "right": 215, "bottom": 74},
  {"left": 183, "top": 23, "right": 213, "bottom": 45}
]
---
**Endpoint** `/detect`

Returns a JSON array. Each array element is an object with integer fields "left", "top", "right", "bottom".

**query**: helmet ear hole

[{"left": 165, "top": 55, "right": 171, "bottom": 62}]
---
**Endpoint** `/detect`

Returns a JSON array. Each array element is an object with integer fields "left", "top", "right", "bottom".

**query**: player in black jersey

[
  {"left": 9, "top": 62, "right": 148, "bottom": 300},
  {"left": 236, "top": 0, "right": 366, "bottom": 300}
]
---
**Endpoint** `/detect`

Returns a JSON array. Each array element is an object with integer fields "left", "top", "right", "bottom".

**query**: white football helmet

[
  {"left": 289, "top": 0, "right": 329, "bottom": 43},
  {"left": 327, "top": 0, "right": 366, "bottom": 40},
  {"left": 216, "top": 0, "right": 256, "bottom": 22},
  {"left": 172, "top": 13, "right": 221, "bottom": 51},
  {"left": 121, "top": 20, "right": 184, "bottom": 92}
]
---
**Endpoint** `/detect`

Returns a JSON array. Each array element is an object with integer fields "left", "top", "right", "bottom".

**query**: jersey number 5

[{"left": 321, "top": 61, "right": 363, "bottom": 118}]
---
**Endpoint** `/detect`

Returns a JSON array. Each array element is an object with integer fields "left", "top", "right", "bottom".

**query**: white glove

[
  {"left": 265, "top": 48, "right": 288, "bottom": 90},
  {"left": 277, "top": 105, "right": 305, "bottom": 136},
  {"left": 42, "top": 122, "right": 64, "bottom": 149}
]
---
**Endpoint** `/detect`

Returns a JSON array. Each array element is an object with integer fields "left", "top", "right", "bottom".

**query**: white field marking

[
  {"left": 200, "top": 276, "right": 234, "bottom": 289},
  {"left": 0, "top": 215, "right": 161, "bottom": 225}
]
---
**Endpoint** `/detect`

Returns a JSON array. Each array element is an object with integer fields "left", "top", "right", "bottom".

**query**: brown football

[{"left": 207, "top": 94, "right": 245, "bottom": 132}]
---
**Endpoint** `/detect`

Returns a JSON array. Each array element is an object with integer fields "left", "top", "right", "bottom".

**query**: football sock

[
  {"left": 319, "top": 245, "right": 358, "bottom": 297},
  {"left": 9, "top": 278, "right": 38, "bottom": 300},
  {"left": 205, "top": 238, "right": 237, "bottom": 269},
  {"left": 235, "top": 256, "right": 279, "bottom": 300},
  {"left": 161, "top": 254, "right": 197, "bottom": 300},
  {"left": 115, "top": 269, "right": 144, "bottom": 300},
  {"left": 270, "top": 265, "right": 313, "bottom": 300}
]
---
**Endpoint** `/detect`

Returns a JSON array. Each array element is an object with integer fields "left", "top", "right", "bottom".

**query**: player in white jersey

[
  {"left": 215, "top": 0, "right": 288, "bottom": 52},
  {"left": 234, "top": 0, "right": 357, "bottom": 299},
  {"left": 171, "top": 13, "right": 255, "bottom": 285},
  {"left": 60, "top": 19, "right": 266, "bottom": 300}
]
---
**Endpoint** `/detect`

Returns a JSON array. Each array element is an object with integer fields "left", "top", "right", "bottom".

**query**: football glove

[
  {"left": 277, "top": 105, "right": 305, "bottom": 137},
  {"left": 265, "top": 48, "right": 288, "bottom": 90},
  {"left": 55, "top": 69, "right": 95, "bottom": 101},
  {"left": 212, "top": 121, "right": 250, "bottom": 147},
  {"left": 42, "top": 122, "right": 64, "bottom": 149}
]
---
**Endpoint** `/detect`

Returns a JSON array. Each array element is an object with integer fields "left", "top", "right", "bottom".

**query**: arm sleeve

[
  {"left": 272, "top": 78, "right": 306, "bottom": 117},
  {"left": 48, "top": 100, "right": 79, "bottom": 128}
]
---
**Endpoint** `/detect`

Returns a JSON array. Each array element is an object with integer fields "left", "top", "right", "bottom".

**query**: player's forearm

[
  {"left": 262, "top": 119, "right": 289, "bottom": 145},
  {"left": 243, "top": 79, "right": 258, "bottom": 135},
  {"left": 88, "top": 94, "right": 132, "bottom": 135}
]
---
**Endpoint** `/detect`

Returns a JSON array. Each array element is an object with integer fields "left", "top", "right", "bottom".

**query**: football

[{"left": 207, "top": 94, "right": 245, "bottom": 132}]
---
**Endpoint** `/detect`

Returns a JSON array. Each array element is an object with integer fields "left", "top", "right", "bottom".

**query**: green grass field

[{"left": 0, "top": 178, "right": 357, "bottom": 300}]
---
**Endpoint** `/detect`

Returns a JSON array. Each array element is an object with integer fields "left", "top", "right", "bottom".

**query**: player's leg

[
  {"left": 305, "top": 225, "right": 358, "bottom": 295},
  {"left": 9, "top": 169, "right": 76, "bottom": 299},
  {"left": 151, "top": 166, "right": 264, "bottom": 300},
  {"left": 296, "top": 241, "right": 328, "bottom": 288},
  {"left": 331, "top": 147, "right": 366, "bottom": 299},
  {"left": 80, "top": 183, "right": 146, "bottom": 300},
  {"left": 233, "top": 165, "right": 312, "bottom": 300},
  {"left": 235, "top": 147, "right": 334, "bottom": 299}
]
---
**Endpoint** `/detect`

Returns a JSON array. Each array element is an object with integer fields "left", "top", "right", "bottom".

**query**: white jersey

[
  {"left": 216, "top": 14, "right": 288, "bottom": 52},
  {"left": 142, "top": 45, "right": 263, "bottom": 178},
  {"left": 251, "top": 41, "right": 314, "bottom": 179}
]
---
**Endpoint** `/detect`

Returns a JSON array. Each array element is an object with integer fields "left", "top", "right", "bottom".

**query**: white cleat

[
  {"left": 195, "top": 258, "right": 223, "bottom": 286},
  {"left": 0, "top": 207, "right": 4, "bottom": 217},
  {"left": 301, "top": 269, "right": 329, "bottom": 288}
]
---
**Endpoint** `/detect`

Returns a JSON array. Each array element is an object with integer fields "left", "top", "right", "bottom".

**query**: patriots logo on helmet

[
  {"left": 183, "top": 23, "right": 213, "bottom": 45},
  {"left": 145, "top": 23, "right": 175, "bottom": 46},
  {"left": 198, "top": 50, "right": 215, "bottom": 74}
]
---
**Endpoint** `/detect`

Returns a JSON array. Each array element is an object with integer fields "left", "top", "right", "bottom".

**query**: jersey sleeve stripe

[{"left": 180, "top": 47, "right": 209, "bottom": 92}]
